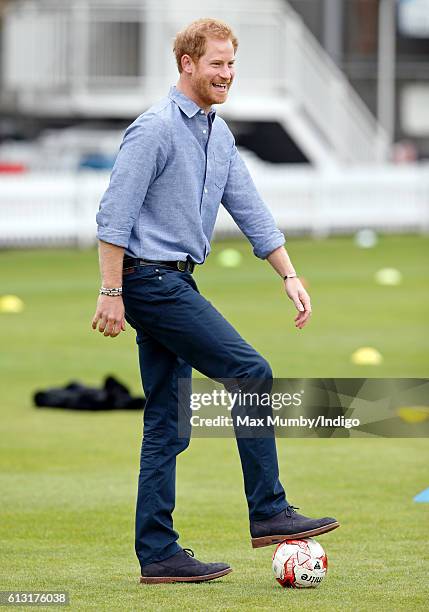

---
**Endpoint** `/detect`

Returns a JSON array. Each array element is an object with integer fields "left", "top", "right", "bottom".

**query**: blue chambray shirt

[{"left": 96, "top": 86, "right": 285, "bottom": 263}]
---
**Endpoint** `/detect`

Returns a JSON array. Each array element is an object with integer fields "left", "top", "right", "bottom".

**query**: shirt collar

[{"left": 169, "top": 86, "right": 216, "bottom": 119}]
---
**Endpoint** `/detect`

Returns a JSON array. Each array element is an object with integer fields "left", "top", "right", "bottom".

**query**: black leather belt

[{"left": 123, "top": 257, "right": 195, "bottom": 274}]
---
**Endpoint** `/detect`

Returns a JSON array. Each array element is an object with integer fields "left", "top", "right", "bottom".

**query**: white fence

[{"left": 1, "top": 163, "right": 428, "bottom": 248}]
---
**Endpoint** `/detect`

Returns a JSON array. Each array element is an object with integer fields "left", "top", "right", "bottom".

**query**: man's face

[{"left": 185, "top": 37, "right": 235, "bottom": 109}]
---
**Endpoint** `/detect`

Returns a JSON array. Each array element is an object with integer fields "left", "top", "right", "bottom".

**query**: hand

[
  {"left": 92, "top": 295, "right": 126, "bottom": 338},
  {"left": 284, "top": 278, "right": 312, "bottom": 329}
]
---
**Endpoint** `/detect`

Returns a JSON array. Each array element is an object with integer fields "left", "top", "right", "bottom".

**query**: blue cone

[{"left": 414, "top": 488, "right": 429, "bottom": 503}]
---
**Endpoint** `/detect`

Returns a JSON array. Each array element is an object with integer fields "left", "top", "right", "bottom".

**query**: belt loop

[{"left": 185, "top": 256, "right": 195, "bottom": 274}]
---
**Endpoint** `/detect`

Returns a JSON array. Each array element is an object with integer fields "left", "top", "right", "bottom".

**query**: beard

[{"left": 192, "top": 72, "right": 231, "bottom": 107}]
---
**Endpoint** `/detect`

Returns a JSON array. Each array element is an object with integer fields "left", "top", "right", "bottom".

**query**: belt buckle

[{"left": 177, "top": 261, "right": 187, "bottom": 272}]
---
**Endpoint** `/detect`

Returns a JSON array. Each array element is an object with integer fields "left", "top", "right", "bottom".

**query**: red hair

[{"left": 173, "top": 18, "right": 238, "bottom": 73}]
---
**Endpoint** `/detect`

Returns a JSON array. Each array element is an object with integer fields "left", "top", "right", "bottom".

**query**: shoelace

[
  {"left": 183, "top": 548, "right": 195, "bottom": 558},
  {"left": 285, "top": 505, "right": 300, "bottom": 517}
]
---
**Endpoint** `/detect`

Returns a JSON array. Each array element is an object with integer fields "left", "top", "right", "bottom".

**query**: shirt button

[
  {"left": 204, "top": 188, "right": 208, "bottom": 194},
  {"left": 200, "top": 110, "right": 204, "bottom": 114},
  {"left": 202, "top": 129, "right": 207, "bottom": 134}
]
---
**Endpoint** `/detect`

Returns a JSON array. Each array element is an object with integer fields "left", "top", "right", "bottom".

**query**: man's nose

[{"left": 219, "top": 66, "right": 232, "bottom": 81}]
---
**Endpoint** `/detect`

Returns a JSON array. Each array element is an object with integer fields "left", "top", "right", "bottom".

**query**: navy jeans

[{"left": 122, "top": 263, "right": 288, "bottom": 568}]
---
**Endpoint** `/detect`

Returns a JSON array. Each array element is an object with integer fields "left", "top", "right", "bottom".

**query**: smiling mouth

[{"left": 212, "top": 83, "right": 228, "bottom": 92}]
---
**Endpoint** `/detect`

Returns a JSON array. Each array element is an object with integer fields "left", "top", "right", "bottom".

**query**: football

[{"left": 272, "top": 538, "right": 328, "bottom": 588}]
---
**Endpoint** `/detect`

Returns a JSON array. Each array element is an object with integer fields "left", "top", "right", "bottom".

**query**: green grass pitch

[{"left": 0, "top": 234, "right": 428, "bottom": 610}]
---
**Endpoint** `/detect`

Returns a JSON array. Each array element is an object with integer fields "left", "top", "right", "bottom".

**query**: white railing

[
  {"left": 1, "top": 163, "right": 428, "bottom": 248},
  {"left": 281, "top": 5, "right": 388, "bottom": 164},
  {"left": 2, "top": 0, "right": 388, "bottom": 165}
]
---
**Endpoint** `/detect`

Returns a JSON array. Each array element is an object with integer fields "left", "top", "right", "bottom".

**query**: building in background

[
  {"left": 1, "top": 0, "right": 428, "bottom": 161},
  {"left": 0, "top": 0, "right": 429, "bottom": 164},
  {"left": 1, "top": 0, "right": 428, "bottom": 248},
  {"left": 289, "top": 0, "right": 429, "bottom": 159},
  {"left": 0, "top": 0, "right": 407, "bottom": 166}
]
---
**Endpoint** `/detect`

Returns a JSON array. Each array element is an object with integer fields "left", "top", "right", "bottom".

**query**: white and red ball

[{"left": 272, "top": 538, "right": 327, "bottom": 588}]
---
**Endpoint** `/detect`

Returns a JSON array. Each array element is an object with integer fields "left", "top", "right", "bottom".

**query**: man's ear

[{"left": 181, "top": 54, "right": 194, "bottom": 75}]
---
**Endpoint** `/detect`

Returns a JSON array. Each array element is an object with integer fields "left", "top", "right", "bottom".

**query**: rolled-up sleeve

[
  {"left": 96, "top": 114, "right": 169, "bottom": 248},
  {"left": 221, "top": 145, "right": 285, "bottom": 259}
]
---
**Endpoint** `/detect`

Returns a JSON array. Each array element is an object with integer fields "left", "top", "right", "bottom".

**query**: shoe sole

[
  {"left": 251, "top": 521, "right": 340, "bottom": 548},
  {"left": 140, "top": 567, "right": 232, "bottom": 584}
]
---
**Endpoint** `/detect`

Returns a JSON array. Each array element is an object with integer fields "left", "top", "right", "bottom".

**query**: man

[{"left": 92, "top": 18, "right": 339, "bottom": 584}]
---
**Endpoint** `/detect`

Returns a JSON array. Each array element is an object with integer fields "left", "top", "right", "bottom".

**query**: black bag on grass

[{"left": 33, "top": 376, "right": 145, "bottom": 411}]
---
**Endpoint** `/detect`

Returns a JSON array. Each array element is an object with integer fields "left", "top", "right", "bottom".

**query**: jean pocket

[{"left": 123, "top": 264, "right": 159, "bottom": 283}]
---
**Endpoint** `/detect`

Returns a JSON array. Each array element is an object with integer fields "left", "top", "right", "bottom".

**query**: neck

[{"left": 176, "top": 78, "right": 210, "bottom": 114}]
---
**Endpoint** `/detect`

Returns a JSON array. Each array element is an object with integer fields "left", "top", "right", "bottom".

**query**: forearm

[
  {"left": 267, "top": 245, "right": 311, "bottom": 329},
  {"left": 98, "top": 240, "right": 124, "bottom": 287},
  {"left": 266, "top": 246, "right": 296, "bottom": 278},
  {"left": 221, "top": 146, "right": 285, "bottom": 259}
]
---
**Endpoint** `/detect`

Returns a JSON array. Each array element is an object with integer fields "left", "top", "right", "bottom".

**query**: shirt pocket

[{"left": 213, "top": 152, "right": 230, "bottom": 190}]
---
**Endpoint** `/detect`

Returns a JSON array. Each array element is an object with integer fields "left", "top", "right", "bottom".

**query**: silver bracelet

[{"left": 99, "top": 286, "right": 122, "bottom": 297}]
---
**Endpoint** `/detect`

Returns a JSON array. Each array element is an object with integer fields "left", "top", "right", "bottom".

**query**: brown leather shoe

[
  {"left": 250, "top": 505, "right": 340, "bottom": 548},
  {"left": 140, "top": 548, "right": 232, "bottom": 584}
]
